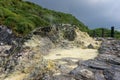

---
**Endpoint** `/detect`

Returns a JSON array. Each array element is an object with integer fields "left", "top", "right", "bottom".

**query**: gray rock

[
  {"left": 64, "top": 29, "right": 76, "bottom": 41},
  {"left": 81, "top": 60, "right": 111, "bottom": 70},
  {"left": 53, "top": 75, "right": 75, "bottom": 80},
  {"left": 58, "top": 65, "right": 70, "bottom": 73},
  {"left": 88, "top": 44, "right": 94, "bottom": 49},
  {"left": 94, "top": 70, "right": 106, "bottom": 80},
  {"left": 110, "top": 58, "right": 120, "bottom": 65},
  {"left": 97, "top": 54, "right": 120, "bottom": 65},
  {"left": 70, "top": 67, "right": 94, "bottom": 80},
  {"left": 99, "top": 39, "right": 120, "bottom": 56},
  {"left": 104, "top": 70, "right": 120, "bottom": 80}
]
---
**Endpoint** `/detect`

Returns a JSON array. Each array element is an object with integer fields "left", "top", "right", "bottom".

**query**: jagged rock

[
  {"left": 32, "top": 25, "right": 100, "bottom": 49},
  {"left": 0, "top": 24, "right": 108, "bottom": 80},
  {"left": 96, "top": 54, "right": 120, "bottom": 65},
  {"left": 0, "top": 25, "right": 52, "bottom": 79},
  {"left": 87, "top": 44, "right": 94, "bottom": 49},
  {"left": 81, "top": 60, "right": 111, "bottom": 70},
  {"left": 104, "top": 70, "right": 120, "bottom": 80},
  {"left": 58, "top": 65, "right": 70, "bottom": 73},
  {"left": 76, "top": 53, "right": 120, "bottom": 80},
  {"left": 64, "top": 28, "right": 76, "bottom": 41},
  {"left": 0, "top": 45, "right": 11, "bottom": 56},
  {"left": 75, "top": 58, "right": 120, "bottom": 80},
  {"left": 94, "top": 70, "right": 106, "bottom": 80},
  {"left": 99, "top": 39, "right": 120, "bottom": 56},
  {"left": 52, "top": 75, "right": 75, "bottom": 80},
  {"left": 70, "top": 67, "right": 94, "bottom": 80},
  {"left": 0, "top": 26, "right": 14, "bottom": 45}
]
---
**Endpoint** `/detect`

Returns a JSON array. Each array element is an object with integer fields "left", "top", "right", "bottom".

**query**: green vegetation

[
  {"left": 89, "top": 28, "right": 120, "bottom": 39},
  {"left": 0, "top": 0, "right": 88, "bottom": 36}
]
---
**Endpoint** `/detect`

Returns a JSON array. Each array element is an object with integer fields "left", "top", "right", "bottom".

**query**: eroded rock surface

[
  {"left": 1, "top": 25, "right": 119, "bottom": 80},
  {"left": 99, "top": 39, "right": 120, "bottom": 56},
  {"left": 70, "top": 39, "right": 120, "bottom": 80}
]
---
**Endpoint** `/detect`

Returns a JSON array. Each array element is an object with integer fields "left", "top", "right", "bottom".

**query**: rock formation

[
  {"left": 24, "top": 24, "right": 100, "bottom": 51},
  {"left": 0, "top": 25, "right": 55, "bottom": 80},
  {"left": 69, "top": 39, "right": 120, "bottom": 80},
  {"left": 1, "top": 24, "right": 120, "bottom": 80}
]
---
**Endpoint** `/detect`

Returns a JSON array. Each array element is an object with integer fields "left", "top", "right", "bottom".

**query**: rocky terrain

[
  {"left": 69, "top": 39, "right": 120, "bottom": 80},
  {"left": 0, "top": 1, "right": 119, "bottom": 80},
  {"left": 0, "top": 24, "right": 120, "bottom": 80},
  {"left": 0, "top": 25, "right": 56, "bottom": 80}
]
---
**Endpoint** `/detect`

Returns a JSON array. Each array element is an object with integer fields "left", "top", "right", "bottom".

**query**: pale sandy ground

[
  {"left": 44, "top": 48, "right": 98, "bottom": 60},
  {"left": 44, "top": 48, "right": 99, "bottom": 74},
  {"left": 4, "top": 72, "right": 28, "bottom": 80}
]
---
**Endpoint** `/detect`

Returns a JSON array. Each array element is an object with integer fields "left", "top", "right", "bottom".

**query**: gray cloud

[{"left": 28, "top": 0, "right": 120, "bottom": 29}]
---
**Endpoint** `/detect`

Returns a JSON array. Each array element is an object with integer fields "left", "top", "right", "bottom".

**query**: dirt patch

[
  {"left": 44, "top": 47, "right": 99, "bottom": 73},
  {"left": 44, "top": 48, "right": 98, "bottom": 60},
  {"left": 4, "top": 72, "right": 28, "bottom": 80}
]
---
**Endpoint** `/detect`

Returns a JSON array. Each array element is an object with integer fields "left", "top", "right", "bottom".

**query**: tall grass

[{"left": 0, "top": 0, "right": 88, "bottom": 36}]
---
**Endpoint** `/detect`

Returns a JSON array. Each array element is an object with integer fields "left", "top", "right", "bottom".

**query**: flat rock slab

[
  {"left": 70, "top": 67, "right": 94, "bottom": 80},
  {"left": 94, "top": 70, "right": 106, "bottom": 80},
  {"left": 104, "top": 70, "right": 120, "bottom": 80},
  {"left": 52, "top": 75, "right": 75, "bottom": 80},
  {"left": 97, "top": 54, "right": 120, "bottom": 65},
  {"left": 80, "top": 60, "right": 112, "bottom": 70}
]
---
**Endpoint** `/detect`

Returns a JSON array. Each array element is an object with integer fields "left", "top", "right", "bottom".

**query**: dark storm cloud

[{"left": 27, "top": 0, "right": 120, "bottom": 29}]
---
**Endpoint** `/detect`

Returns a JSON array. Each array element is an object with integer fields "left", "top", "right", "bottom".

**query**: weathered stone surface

[
  {"left": 104, "top": 70, "right": 120, "bottom": 80},
  {"left": 74, "top": 38, "right": 120, "bottom": 80},
  {"left": 88, "top": 44, "right": 94, "bottom": 49},
  {"left": 64, "top": 29, "right": 76, "bottom": 41},
  {"left": 94, "top": 70, "right": 106, "bottom": 80},
  {"left": 97, "top": 54, "right": 120, "bottom": 65},
  {"left": 99, "top": 39, "right": 120, "bottom": 56},
  {"left": 75, "top": 56, "right": 120, "bottom": 80},
  {"left": 81, "top": 60, "right": 111, "bottom": 70},
  {"left": 70, "top": 67, "right": 94, "bottom": 80},
  {"left": 52, "top": 75, "right": 75, "bottom": 80},
  {"left": 1, "top": 25, "right": 120, "bottom": 80},
  {"left": 0, "top": 26, "right": 16, "bottom": 45}
]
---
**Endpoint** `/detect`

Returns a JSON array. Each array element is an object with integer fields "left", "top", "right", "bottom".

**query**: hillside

[{"left": 0, "top": 0, "right": 88, "bottom": 36}]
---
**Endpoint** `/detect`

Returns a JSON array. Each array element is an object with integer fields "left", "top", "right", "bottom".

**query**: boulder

[
  {"left": 0, "top": 26, "right": 14, "bottom": 45},
  {"left": 64, "top": 29, "right": 76, "bottom": 41}
]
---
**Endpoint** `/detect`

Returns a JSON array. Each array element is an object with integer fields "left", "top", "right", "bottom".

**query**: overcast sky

[{"left": 28, "top": 0, "right": 120, "bottom": 29}]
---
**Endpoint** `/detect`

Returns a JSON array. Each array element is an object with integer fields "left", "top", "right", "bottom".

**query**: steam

[{"left": 46, "top": 14, "right": 55, "bottom": 26}]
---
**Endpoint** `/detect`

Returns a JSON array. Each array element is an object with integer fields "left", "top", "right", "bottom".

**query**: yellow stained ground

[
  {"left": 4, "top": 48, "right": 98, "bottom": 80},
  {"left": 44, "top": 48, "right": 98, "bottom": 60}
]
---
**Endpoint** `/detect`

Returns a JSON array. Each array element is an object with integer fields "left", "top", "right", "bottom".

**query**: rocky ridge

[
  {"left": 24, "top": 24, "right": 100, "bottom": 51},
  {"left": 67, "top": 39, "right": 120, "bottom": 80},
  {"left": 22, "top": 24, "right": 101, "bottom": 80},
  {"left": 38, "top": 38, "right": 120, "bottom": 80},
  {"left": 0, "top": 25, "right": 56, "bottom": 80},
  {"left": 1, "top": 24, "right": 120, "bottom": 80}
]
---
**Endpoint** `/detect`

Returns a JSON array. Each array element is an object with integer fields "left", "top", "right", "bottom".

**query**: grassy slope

[{"left": 0, "top": 0, "right": 88, "bottom": 36}]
